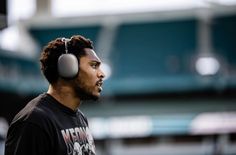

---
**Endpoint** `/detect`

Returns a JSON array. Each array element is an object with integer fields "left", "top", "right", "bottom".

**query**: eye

[{"left": 91, "top": 62, "right": 99, "bottom": 69}]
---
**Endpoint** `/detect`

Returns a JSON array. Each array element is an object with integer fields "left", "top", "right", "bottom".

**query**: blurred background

[{"left": 1, "top": 0, "right": 236, "bottom": 155}]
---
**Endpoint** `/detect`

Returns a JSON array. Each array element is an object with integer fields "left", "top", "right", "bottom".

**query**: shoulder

[
  {"left": 11, "top": 93, "right": 53, "bottom": 126},
  {"left": 8, "top": 94, "right": 59, "bottom": 138}
]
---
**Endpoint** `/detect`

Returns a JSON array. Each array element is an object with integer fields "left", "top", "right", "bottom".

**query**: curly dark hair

[{"left": 40, "top": 35, "right": 94, "bottom": 84}]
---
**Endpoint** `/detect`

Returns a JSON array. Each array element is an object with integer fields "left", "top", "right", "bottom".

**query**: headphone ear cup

[{"left": 58, "top": 54, "right": 79, "bottom": 78}]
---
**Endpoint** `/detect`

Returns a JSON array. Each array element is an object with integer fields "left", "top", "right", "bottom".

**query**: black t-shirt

[{"left": 5, "top": 93, "right": 96, "bottom": 155}]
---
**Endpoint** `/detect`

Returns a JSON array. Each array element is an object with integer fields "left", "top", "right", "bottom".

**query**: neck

[{"left": 47, "top": 84, "right": 81, "bottom": 111}]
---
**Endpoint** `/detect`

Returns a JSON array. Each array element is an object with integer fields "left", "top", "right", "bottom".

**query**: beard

[{"left": 72, "top": 78, "right": 99, "bottom": 101}]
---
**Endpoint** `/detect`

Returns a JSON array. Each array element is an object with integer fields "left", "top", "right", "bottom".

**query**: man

[{"left": 5, "top": 35, "right": 105, "bottom": 155}]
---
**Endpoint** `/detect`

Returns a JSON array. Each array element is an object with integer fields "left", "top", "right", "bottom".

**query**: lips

[{"left": 96, "top": 80, "right": 103, "bottom": 92}]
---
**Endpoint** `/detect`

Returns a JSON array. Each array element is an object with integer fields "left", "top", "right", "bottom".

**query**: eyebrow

[{"left": 90, "top": 60, "right": 101, "bottom": 65}]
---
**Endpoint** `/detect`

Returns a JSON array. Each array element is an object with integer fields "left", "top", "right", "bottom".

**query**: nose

[{"left": 98, "top": 68, "right": 105, "bottom": 79}]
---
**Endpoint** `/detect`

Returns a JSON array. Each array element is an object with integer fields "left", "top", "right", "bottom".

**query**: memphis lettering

[{"left": 61, "top": 127, "right": 96, "bottom": 155}]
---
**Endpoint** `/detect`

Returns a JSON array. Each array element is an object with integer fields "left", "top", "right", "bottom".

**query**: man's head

[{"left": 40, "top": 35, "right": 105, "bottom": 100}]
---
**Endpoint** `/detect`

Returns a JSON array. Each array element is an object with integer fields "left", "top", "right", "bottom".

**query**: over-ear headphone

[{"left": 58, "top": 37, "right": 79, "bottom": 78}]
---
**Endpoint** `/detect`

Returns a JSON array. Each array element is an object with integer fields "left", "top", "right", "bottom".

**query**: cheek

[{"left": 78, "top": 69, "right": 95, "bottom": 86}]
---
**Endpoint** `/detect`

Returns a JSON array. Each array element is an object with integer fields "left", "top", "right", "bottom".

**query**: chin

[
  {"left": 85, "top": 91, "right": 101, "bottom": 101},
  {"left": 89, "top": 94, "right": 99, "bottom": 101},
  {"left": 81, "top": 93, "right": 99, "bottom": 101},
  {"left": 91, "top": 93, "right": 100, "bottom": 100},
  {"left": 74, "top": 83, "right": 102, "bottom": 101}
]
